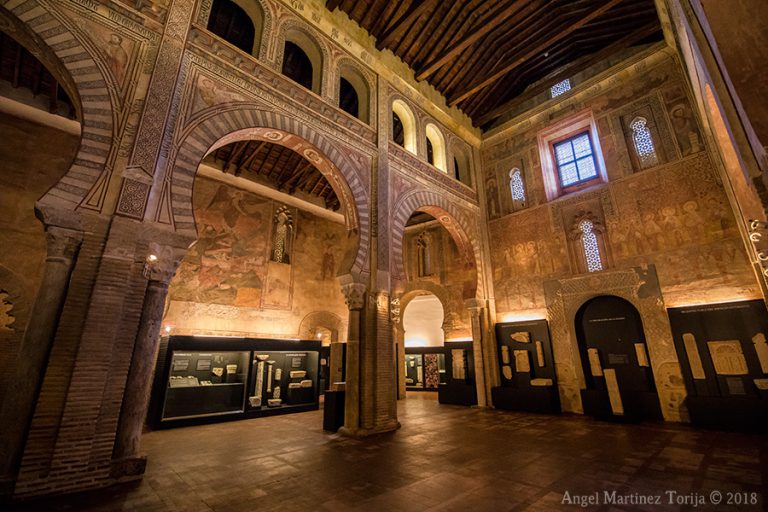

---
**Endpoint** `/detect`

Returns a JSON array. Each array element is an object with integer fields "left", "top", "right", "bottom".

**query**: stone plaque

[
  {"left": 752, "top": 333, "right": 768, "bottom": 373},
  {"left": 510, "top": 331, "right": 530, "bottom": 343},
  {"left": 535, "top": 341, "right": 545, "bottom": 367},
  {"left": 634, "top": 343, "right": 649, "bottom": 367},
  {"left": 754, "top": 378, "right": 768, "bottom": 390},
  {"left": 502, "top": 365, "right": 513, "bottom": 380},
  {"left": 683, "top": 333, "right": 706, "bottom": 379},
  {"left": 501, "top": 345, "right": 510, "bottom": 364},
  {"left": 604, "top": 369, "right": 624, "bottom": 415},
  {"left": 587, "top": 348, "right": 603, "bottom": 377},
  {"left": 451, "top": 349, "right": 466, "bottom": 379},
  {"left": 530, "top": 378, "right": 553, "bottom": 386},
  {"left": 514, "top": 350, "right": 530, "bottom": 373},
  {"left": 707, "top": 340, "right": 748, "bottom": 375}
]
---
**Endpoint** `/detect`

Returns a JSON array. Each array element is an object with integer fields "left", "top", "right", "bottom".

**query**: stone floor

[{"left": 11, "top": 393, "right": 767, "bottom": 511}]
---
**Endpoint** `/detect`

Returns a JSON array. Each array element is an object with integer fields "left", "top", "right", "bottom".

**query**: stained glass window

[
  {"left": 579, "top": 219, "right": 602, "bottom": 272},
  {"left": 510, "top": 168, "right": 526, "bottom": 203},
  {"left": 550, "top": 79, "right": 571, "bottom": 98},
  {"left": 630, "top": 117, "right": 658, "bottom": 168},
  {"left": 553, "top": 132, "right": 598, "bottom": 188}
]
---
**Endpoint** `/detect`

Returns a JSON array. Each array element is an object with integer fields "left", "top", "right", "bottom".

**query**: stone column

[
  {"left": 339, "top": 282, "right": 366, "bottom": 434},
  {"left": 111, "top": 254, "right": 178, "bottom": 479},
  {"left": 466, "top": 299, "right": 488, "bottom": 407},
  {"left": 390, "top": 297, "right": 406, "bottom": 399},
  {"left": 0, "top": 225, "right": 82, "bottom": 493}
]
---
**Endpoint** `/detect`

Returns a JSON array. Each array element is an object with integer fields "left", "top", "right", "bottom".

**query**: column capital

[
  {"left": 142, "top": 243, "right": 187, "bottom": 285},
  {"left": 341, "top": 283, "right": 367, "bottom": 311},
  {"left": 464, "top": 297, "right": 485, "bottom": 313},
  {"left": 389, "top": 297, "right": 401, "bottom": 326},
  {"left": 45, "top": 226, "right": 83, "bottom": 262}
]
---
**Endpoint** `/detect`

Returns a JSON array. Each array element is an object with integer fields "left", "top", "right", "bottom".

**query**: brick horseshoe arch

[
  {"left": 391, "top": 190, "right": 483, "bottom": 298},
  {"left": 1, "top": 0, "right": 117, "bottom": 212},
  {"left": 168, "top": 105, "right": 370, "bottom": 275}
]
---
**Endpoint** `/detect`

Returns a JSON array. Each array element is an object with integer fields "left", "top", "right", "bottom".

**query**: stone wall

[
  {"left": 164, "top": 176, "right": 348, "bottom": 341},
  {"left": 481, "top": 50, "right": 761, "bottom": 417}
]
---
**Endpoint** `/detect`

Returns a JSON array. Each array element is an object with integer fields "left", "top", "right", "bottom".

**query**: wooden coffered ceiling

[
  {"left": 326, "top": 0, "right": 663, "bottom": 129},
  {"left": 208, "top": 141, "right": 340, "bottom": 210}
]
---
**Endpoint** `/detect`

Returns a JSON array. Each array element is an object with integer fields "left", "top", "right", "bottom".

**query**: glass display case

[
  {"left": 404, "top": 348, "right": 448, "bottom": 391},
  {"left": 150, "top": 336, "right": 321, "bottom": 428}
]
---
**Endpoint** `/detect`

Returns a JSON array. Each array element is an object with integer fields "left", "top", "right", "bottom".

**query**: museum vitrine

[{"left": 150, "top": 336, "right": 321, "bottom": 428}]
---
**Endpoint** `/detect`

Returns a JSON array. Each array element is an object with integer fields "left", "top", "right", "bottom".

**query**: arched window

[
  {"left": 453, "top": 158, "right": 460, "bottom": 180},
  {"left": 425, "top": 123, "right": 447, "bottom": 172},
  {"left": 339, "top": 78, "right": 359, "bottom": 119},
  {"left": 338, "top": 66, "right": 370, "bottom": 123},
  {"left": 509, "top": 168, "right": 526, "bottom": 211},
  {"left": 579, "top": 219, "right": 603, "bottom": 272},
  {"left": 207, "top": 0, "right": 262, "bottom": 56},
  {"left": 392, "top": 111, "right": 405, "bottom": 147},
  {"left": 282, "top": 31, "right": 323, "bottom": 94},
  {"left": 416, "top": 231, "right": 432, "bottom": 277},
  {"left": 271, "top": 207, "right": 293, "bottom": 263},
  {"left": 282, "top": 42, "right": 313, "bottom": 90},
  {"left": 630, "top": 117, "right": 658, "bottom": 169},
  {"left": 392, "top": 100, "right": 416, "bottom": 154}
]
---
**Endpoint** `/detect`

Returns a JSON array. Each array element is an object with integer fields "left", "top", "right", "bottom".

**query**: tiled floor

[{"left": 11, "top": 393, "right": 767, "bottom": 511}]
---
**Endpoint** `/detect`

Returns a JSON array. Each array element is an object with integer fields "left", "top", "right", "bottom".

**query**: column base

[
  {"left": 110, "top": 456, "right": 147, "bottom": 481},
  {"left": 338, "top": 419, "right": 400, "bottom": 437}
]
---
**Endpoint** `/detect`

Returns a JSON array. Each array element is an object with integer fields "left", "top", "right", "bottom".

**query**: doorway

[{"left": 576, "top": 295, "right": 662, "bottom": 422}]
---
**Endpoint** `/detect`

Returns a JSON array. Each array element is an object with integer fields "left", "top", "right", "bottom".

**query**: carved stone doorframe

[{"left": 543, "top": 265, "right": 689, "bottom": 422}]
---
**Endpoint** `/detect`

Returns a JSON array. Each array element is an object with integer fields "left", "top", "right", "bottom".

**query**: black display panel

[
  {"left": 402, "top": 345, "right": 477, "bottom": 406},
  {"left": 667, "top": 299, "right": 768, "bottom": 432},
  {"left": 492, "top": 319, "right": 560, "bottom": 414}
]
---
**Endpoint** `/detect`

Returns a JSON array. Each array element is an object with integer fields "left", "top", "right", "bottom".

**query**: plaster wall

[{"left": 164, "top": 176, "right": 349, "bottom": 340}]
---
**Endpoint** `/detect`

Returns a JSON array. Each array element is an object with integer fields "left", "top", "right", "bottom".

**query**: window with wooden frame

[
  {"left": 537, "top": 109, "right": 607, "bottom": 201},
  {"left": 552, "top": 131, "right": 599, "bottom": 191}
]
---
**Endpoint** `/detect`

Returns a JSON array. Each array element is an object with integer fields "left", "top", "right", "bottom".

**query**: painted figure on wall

[
  {"left": 486, "top": 177, "right": 500, "bottom": 218},
  {"left": 104, "top": 33, "right": 129, "bottom": 85},
  {"left": 320, "top": 247, "right": 335, "bottom": 280},
  {"left": 670, "top": 104, "right": 702, "bottom": 156}
]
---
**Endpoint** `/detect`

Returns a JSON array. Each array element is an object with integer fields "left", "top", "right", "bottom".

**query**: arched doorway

[
  {"left": 576, "top": 296, "right": 662, "bottom": 422},
  {"left": 148, "top": 124, "right": 363, "bottom": 430},
  {"left": 402, "top": 293, "right": 445, "bottom": 392}
]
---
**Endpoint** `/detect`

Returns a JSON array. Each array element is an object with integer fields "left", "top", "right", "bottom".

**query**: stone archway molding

[
  {"left": 164, "top": 104, "right": 370, "bottom": 276},
  {"left": 390, "top": 189, "right": 483, "bottom": 298},
  {"left": 543, "top": 264, "right": 689, "bottom": 422},
  {"left": 0, "top": 0, "right": 117, "bottom": 217}
]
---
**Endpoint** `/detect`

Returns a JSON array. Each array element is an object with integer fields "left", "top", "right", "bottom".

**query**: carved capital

[
  {"left": 142, "top": 243, "right": 187, "bottom": 285},
  {"left": 464, "top": 298, "right": 484, "bottom": 315},
  {"left": 341, "top": 283, "right": 367, "bottom": 311},
  {"left": 45, "top": 226, "right": 83, "bottom": 263},
  {"left": 390, "top": 297, "right": 401, "bottom": 325}
]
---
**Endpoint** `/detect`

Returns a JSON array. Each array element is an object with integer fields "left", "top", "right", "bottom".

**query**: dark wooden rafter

[
  {"left": 448, "top": 0, "right": 624, "bottom": 106},
  {"left": 326, "top": 0, "right": 344, "bottom": 12},
  {"left": 416, "top": 0, "right": 531, "bottom": 81},
  {"left": 376, "top": 0, "right": 436, "bottom": 51},
  {"left": 476, "top": 21, "right": 661, "bottom": 125}
]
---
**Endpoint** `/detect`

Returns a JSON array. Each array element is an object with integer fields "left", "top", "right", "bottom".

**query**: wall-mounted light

[{"left": 164, "top": 325, "right": 172, "bottom": 333}]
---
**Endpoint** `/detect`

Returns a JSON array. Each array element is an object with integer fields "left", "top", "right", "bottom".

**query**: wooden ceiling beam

[
  {"left": 448, "top": 0, "right": 624, "bottom": 106},
  {"left": 224, "top": 141, "right": 247, "bottom": 173},
  {"left": 376, "top": 0, "right": 436, "bottom": 51},
  {"left": 476, "top": 21, "right": 661, "bottom": 126},
  {"left": 416, "top": 0, "right": 532, "bottom": 81},
  {"left": 325, "top": 0, "right": 343, "bottom": 12},
  {"left": 245, "top": 142, "right": 269, "bottom": 176}
]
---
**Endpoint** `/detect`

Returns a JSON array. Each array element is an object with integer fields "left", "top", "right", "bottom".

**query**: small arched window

[
  {"left": 207, "top": 0, "right": 256, "bottom": 54},
  {"left": 339, "top": 67, "right": 370, "bottom": 123},
  {"left": 282, "top": 42, "right": 313, "bottom": 90},
  {"left": 271, "top": 206, "right": 293, "bottom": 264},
  {"left": 579, "top": 219, "right": 603, "bottom": 272},
  {"left": 392, "top": 100, "right": 416, "bottom": 154},
  {"left": 509, "top": 168, "right": 526, "bottom": 211},
  {"left": 339, "top": 77, "right": 359, "bottom": 119},
  {"left": 392, "top": 111, "right": 405, "bottom": 147},
  {"left": 425, "top": 123, "right": 447, "bottom": 172},
  {"left": 426, "top": 137, "right": 434, "bottom": 166},
  {"left": 630, "top": 117, "right": 658, "bottom": 169}
]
